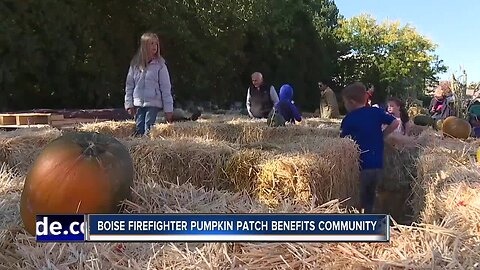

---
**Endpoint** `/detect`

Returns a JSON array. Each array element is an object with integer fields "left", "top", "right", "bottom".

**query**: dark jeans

[
  {"left": 134, "top": 106, "right": 160, "bottom": 136},
  {"left": 359, "top": 169, "right": 383, "bottom": 214}
]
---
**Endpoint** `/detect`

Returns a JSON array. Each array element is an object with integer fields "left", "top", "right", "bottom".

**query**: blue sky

[{"left": 334, "top": 0, "right": 480, "bottom": 82}]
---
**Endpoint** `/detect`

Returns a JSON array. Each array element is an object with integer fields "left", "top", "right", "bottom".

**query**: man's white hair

[{"left": 251, "top": 72, "right": 263, "bottom": 80}]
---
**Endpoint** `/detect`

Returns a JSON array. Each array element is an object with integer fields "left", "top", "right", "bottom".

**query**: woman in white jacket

[{"left": 124, "top": 32, "right": 174, "bottom": 136}]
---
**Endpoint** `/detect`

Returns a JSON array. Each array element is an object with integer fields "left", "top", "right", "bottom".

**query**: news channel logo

[{"left": 36, "top": 215, "right": 86, "bottom": 242}]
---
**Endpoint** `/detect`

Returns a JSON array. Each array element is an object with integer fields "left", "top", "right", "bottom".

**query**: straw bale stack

[
  {"left": 256, "top": 136, "right": 360, "bottom": 208},
  {"left": 412, "top": 130, "right": 480, "bottom": 240},
  {"left": 1, "top": 170, "right": 479, "bottom": 269}
]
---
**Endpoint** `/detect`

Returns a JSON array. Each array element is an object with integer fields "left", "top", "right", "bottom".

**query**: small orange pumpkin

[
  {"left": 20, "top": 131, "right": 134, "bottom": 236},
  {"left": 441, "top": 116, "right": 471, "bottom": 139}
]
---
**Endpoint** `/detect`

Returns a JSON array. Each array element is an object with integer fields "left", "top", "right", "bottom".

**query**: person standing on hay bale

[
  {"left": 267, "top": 84, "right": 302, "bottom": 127},
  {"left": 124, "top": 32, "right": 174, "bottom": 136},
  {"left": 340, "top": 82, "right": 400, "bottom": 214},
  {"left": 246, "top": 72, "right": 279, "bottom": 119},
  {"left": 318, "top": 81, "right": 340, "bottom": 119}
]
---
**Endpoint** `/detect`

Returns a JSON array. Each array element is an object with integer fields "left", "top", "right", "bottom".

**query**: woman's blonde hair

[{"left": 130, "top": 32, "right": 161, "bottom": 71}]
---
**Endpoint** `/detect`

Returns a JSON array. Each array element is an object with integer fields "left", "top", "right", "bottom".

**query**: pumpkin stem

[{"left": 83, "top": 141, "right": 106, "bottom": 157}]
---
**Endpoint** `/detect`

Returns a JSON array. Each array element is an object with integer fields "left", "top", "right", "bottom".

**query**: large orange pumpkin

[
  {"left": 441, "top": 116, "right": 471, "bottom": 139},
  {"left": 20, "top": 131, "right": 134, "bottom": 236}
]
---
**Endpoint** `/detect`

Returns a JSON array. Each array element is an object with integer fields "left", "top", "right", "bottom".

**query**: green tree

[
  {"left": 0, "top": 0, "right": 343, "bottom": 112},
  {"left": 335, "top": 14, "right": 447, "bottom": 103}
]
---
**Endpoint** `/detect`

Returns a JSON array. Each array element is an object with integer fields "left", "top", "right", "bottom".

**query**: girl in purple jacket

[{"left": 275, "top": 84, "right": 302, "bottom": 124}]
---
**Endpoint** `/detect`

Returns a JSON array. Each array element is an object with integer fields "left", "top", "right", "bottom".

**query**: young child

[
  {"left": 124, "top": 32, "right": 174, "bottom": 136},
  {"left": 275, "top": 84, "right": 302, "bottom": 124},
  {"left": 340, "top": 82, "right": 400, "bottom": 214},
  {"left": 386, "top": 97, "right": 413, "bottom": 136},
  {"left": 383, "top": 97, "right": 419, "bottom": 148}
]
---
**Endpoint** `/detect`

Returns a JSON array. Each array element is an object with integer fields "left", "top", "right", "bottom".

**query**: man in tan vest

[{"left": 319, "top": 81, "right": 340, "bottom": 118}]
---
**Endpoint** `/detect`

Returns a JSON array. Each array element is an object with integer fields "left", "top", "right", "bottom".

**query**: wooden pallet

[
  {"left": 0, "top": 113, "right": 108, "bottom": 130},
  {"left": 0, "top": 115, "right": 108, "bottom": 130},
  {"left": 0, "top": 113, "right": 64, "bottom": 126}
]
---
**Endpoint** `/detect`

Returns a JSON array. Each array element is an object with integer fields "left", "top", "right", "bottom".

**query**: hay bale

[
  {"left": 415, "top": 161, "right": 480, "bottom": 231},
  {"left": 412, "top": 129, "right": 480, "bottom": 240},
  {"left": 299, "top": 117, "right": 342, "bottom": 129},
  {"left": 150, "top": 122, "right": 243, "bottom": 143},
  {"left": 151, "top": 121, "right": 339, "bottom": 144},
  {"left": 236, "top": 124, "right": 339, "bottom": 144},
  {"left": 123, "top": 137, "right": 236, "bottom": 190},
  {"left": 257, "top": 154, "right": 326, "bottom": 207},
  {"left": 220, "top": 149, "right": 266, "bottom": 194},
  {"left": 375, "top": 143, "right": 420, "bottom": 223},
  {"left": 432, "top": 173, "right": 480, "bottom": 236},
  {"left": 381, "top": 143, "right": 419, "bottom": 192},
  {"left": 78, "top": 120, "right": 136, "bottom": 137},
  {"left": 275, "top": 137, "right": 361, "bottom": 207},
  {"left": 411, "top": 150, "right": 450, "bottom": 220},
  {"left": 0, "top": 164, "right": 23, "bottom": 230},
  {"left": 256, "top": 137, "right": 360, "bottom": 208},
  {"left": 0, "top": 127, "right": 62, "bottom": 173}
]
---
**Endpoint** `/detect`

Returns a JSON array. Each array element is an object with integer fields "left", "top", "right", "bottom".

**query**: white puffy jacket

[{"left": 124, "top": 57, "right": 174, "bottom": 113}]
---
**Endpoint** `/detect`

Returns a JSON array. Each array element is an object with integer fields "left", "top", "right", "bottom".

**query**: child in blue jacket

[
  {"left": 275, "top": 84, "right": 302, "bottom": 124},
  {"left": 340, "top": 82, "right": 399, "bottom": 213}
]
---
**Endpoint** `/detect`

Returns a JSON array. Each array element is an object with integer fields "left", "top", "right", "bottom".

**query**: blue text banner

[{"left": 86, "top": 214, "right": 390, "bottom": 242}]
